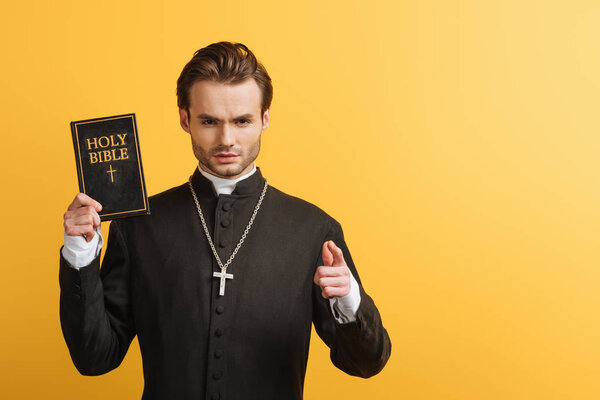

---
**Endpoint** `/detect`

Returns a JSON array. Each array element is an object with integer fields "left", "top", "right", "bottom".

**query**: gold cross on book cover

[{"left": 70, "top": 113, "right": 150, "bottom": 220}]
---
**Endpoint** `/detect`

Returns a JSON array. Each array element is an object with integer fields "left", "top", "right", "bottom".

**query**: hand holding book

[
  {"left": 63, "top": 193, "right": 103, "bottom": 243},
  {"left": 70, "top": 113, "right": 150, "bottom": 221}
]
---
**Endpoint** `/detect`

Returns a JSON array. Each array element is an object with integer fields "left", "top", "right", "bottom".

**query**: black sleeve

[
  {"left": 312, "top": 217, "right": 392, "bottom": 378},
  {"left": 58, "top": 220, "right": 136, "bottom": 375}
]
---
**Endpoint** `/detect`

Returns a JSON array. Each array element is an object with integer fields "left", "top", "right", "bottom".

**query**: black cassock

[{"left": 59, "top": 166, "right": 391, "bottom": 400}]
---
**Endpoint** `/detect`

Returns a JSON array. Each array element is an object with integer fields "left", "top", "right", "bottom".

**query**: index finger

[{"left": 68, "top": 192, "right": 103, "bottom": 211}]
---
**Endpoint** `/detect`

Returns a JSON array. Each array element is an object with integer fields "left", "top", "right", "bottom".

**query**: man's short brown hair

[{"left": 176, "top": 41, "right": 273, "bottom": 116}]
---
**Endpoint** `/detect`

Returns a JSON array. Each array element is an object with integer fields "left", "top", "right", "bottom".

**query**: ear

[
  {"left": 261, "top": 108, "right": 270, "bottom": 132},
  {"left": 179, "top": 108, "right": 191, "bottom": 134}
]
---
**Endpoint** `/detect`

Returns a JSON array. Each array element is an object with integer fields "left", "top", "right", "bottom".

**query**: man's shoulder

[
  {"left": 116, "top": 182, "right": 189, "bottom": 228},
  {"left": 146, "top": 181, "right": 196, "bottom": 219},
  {"left": 267, "top": 184, "right": 338, "bottom": 225},
  {"left": 148, "top": 182, "right": 189, "bottom": 205},
  {"left": 267, "top": 185, "right": 346, "bottom": 240}
]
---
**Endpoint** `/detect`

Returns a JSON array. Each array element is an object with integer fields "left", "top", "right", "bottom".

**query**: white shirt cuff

[
  {"left": 328, "top": 273, "right": 361, "bottom": 324},
  {"left": 61, "top": 225, "right": 104, "bottom": 269}
]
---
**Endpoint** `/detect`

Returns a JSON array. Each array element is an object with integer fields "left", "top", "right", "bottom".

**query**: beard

[{"left": 192, "top": 135, "right": 261, "bottom": 179}]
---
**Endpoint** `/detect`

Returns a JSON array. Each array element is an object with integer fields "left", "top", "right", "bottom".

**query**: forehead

[{"left": 188, "top": 79, "right": 262, "bottom": 115}]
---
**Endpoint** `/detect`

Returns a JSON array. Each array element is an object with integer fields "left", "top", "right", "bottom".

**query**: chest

[{"left": 127, "top": 197, "right": 323, "bottom": 335}]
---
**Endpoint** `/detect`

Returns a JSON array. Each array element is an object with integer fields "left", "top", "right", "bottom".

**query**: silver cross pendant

[{"left": 213, "top": 270, "right": 234, "bottom": 296}]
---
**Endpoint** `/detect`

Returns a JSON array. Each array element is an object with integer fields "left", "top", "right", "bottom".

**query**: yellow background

[{"left": 1, "top": 0, "right": 599, "bottom": 398}]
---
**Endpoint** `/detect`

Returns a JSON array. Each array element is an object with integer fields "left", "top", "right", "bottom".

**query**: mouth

[{"left": 213, "top": 153, "right": 239, "bottom": 163}]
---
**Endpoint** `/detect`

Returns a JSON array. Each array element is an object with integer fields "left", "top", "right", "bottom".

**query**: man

[{"left": 60, "top": 41, "right": 391, "bottom": 400}]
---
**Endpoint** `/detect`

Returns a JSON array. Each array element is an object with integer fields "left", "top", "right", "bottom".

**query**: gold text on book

[{"left": 86, "top": 133, "right": 130, "bottom": 164}]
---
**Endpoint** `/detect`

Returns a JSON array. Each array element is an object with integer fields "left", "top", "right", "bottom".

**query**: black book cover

[{"left": 70, "top": 113, "right": 150, "bottom": 220}]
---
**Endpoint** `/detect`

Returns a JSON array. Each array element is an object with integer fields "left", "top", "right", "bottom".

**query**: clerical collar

[{"left": 197, "top": 163, "right": 258, "bottom": 195}]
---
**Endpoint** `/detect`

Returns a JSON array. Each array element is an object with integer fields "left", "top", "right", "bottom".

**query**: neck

[{"left": 198, "top": 163, "right": 257, "bottom": 195}]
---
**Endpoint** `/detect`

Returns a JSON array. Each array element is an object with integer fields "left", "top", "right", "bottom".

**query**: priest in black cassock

[{"left": 59, "top": 41, "right": 391, "bottom": 400}]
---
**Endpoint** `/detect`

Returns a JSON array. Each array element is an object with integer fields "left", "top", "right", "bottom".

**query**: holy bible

[{"left": 70, "top": 113, "right": 150, "bottom": 220}]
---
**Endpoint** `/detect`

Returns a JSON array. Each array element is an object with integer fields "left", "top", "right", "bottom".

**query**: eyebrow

[{"left": 196, "top": 113, "right": 255, "bottom": 121}]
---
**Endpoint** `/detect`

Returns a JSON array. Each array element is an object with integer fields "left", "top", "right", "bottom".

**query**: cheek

[
  {"left": 240, "top": 136, "right": 258, "bottom": 151},
  {"left": 190, "top": 130, "right": 211, "bottom": 146}
]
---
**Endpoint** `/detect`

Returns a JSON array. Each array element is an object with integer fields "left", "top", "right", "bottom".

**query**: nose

[{"left": 218, "top": 123, "right": 235, "bottom": 147}]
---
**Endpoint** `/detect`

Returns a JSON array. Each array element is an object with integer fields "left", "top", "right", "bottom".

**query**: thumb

[
  {"left": 322, "top": 240, "right": 334, "bottom": 266},
  {"left": 327, "top": 240, "right": 346, "bottom": 266}
]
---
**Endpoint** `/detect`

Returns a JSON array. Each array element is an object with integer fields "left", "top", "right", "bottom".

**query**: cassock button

[
  {"left": 214, "top": 349, "right": 224, "bottom": 358},
  {"left": 216, "top": 305, "right": 225, "bottom": 314},
  {"left": 222, "top": 202, "right": 232, "bottom": 211},
  {"left": 215, "top": 328, "right": 224, "bottom": 337},
  {"left": 221, "top": 219, "right": 230, "bottom": 228},
  {"left": 213, "top": 371, "right": 223, "bottom": 380},
  {"left": 218, "top": 240, "right": 228, "bottom": 248}
]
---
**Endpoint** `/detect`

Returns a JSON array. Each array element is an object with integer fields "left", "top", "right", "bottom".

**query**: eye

[
  {"left": 201, "top": 119, "right": 216, "bottom": 125},
  {"left": 236, "top": 119, "right": 250, "bottom": 125}
]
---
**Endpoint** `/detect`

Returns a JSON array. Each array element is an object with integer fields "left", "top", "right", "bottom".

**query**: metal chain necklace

[{"left": 187, "top": 176, "right": 269, "bottom": 296}]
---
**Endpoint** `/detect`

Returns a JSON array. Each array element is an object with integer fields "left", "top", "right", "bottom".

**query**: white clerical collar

[{"left": 197, "top": 163, "right": 257, "bottom": 195}]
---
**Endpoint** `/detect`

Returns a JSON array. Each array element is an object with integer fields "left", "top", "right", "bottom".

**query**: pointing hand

[{"left": 313, "top": 240, "right": 351, "bottom": 299}]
